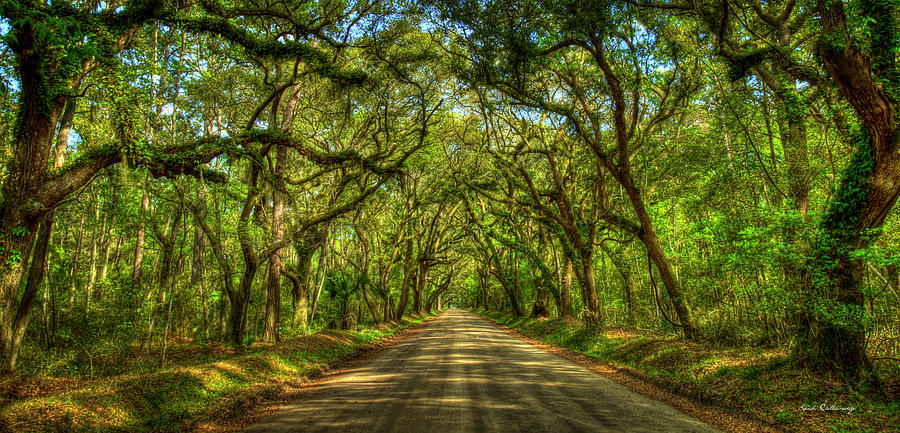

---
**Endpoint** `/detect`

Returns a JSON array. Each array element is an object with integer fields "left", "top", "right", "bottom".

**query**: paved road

[{"left": 244, "top": 309, "right": 720, "bottom": 433}]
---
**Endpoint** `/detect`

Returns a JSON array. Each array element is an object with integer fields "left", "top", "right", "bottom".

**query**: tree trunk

[
  {"left": 0, "top": 30, "right": 65, "bottom": 369},
  {"left": 491, "top": 257, "right": 523, "bottom": 317},
  {"left": 309, "top": 239, "right": 328, "bottom": 325},
  {"left": 263, "top": 143, "right": 288, "bottom": 343},
  {"left": 361, "top": 281, "right": 380, "bottom": 324},
  {"left": 7, "top": 216, "right": 54, "bottom": 370},
  {"left": 98, "top": 175, "right": 120, "bottom": 288},
  {"left": 230, "top": 266, "right": 254, "bottom": 346},
  {"left": 575, "top": 249, "right": 602, "bottom": 326},
  {"left": 413, "top": 261, "right": 427, "bottom": 315},
  {"left": 561, "top": 255, "right": 574, "bottom": 319},
  {"left": 230, "top": 165, "right": 262, "bottom": 347},
  {"left": 86, "top": 195, "right": 102, "bottom": 309},
  {"left": 623, "top": 179, "right": 696, "bottom": 338},
  {"left": 395, "top": 261, "right": 416, "bottom": 322},
  {"left": 142, "top": 210, "right": 179, "bottom": 351},
  {"left": 382, "top": 282, "right": 393, "bottom": 323},
  {"left": 132, "top": 187, "right": 150, "bottom": 293},
  {"left": 290, "top": 241, "right": 316, "bottom": 331},
  {"left": 602, "top": 244, "right": 635, "bottom": 324},
  {"left": 68, "top": 209, "right": 86, "bottom": 309},
  {"left": 791, "top": 0, "right": 900, "bottom": 378},
  {"left": 191, "top": 223, "right": 208, "bottom": 340}
]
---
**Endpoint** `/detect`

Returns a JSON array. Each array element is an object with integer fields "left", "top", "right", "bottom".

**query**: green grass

[
  {"left": 479, "top": 310, "right": 899, "bottom": 433},
  {"left": 1, "top": 315, "right": 433, "bottom": 432}
]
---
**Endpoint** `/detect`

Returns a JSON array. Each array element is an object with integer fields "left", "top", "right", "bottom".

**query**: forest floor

[
  {"left": 480, "top": 311, "right": 899, "bottom": 433},
  {"left": 0, "top": 314, "right": 436, "bottom": 433}
]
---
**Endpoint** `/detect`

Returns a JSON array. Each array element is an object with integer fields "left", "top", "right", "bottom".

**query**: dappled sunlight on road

[{"left": 244, "top": 309, "right": 720, "bottom": 433}]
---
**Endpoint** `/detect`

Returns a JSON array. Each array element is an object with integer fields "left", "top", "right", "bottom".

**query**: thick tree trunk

[
  {"left": 230, "top": 165, "right": 261, "bottom": 347},
  {"left": 794, "top": 0, "right": 900, "bottom": 378},
  {"left": 796, "top": 137, "right": 900, "bottom": 376},
  {"left": 395, "top": 262, "right": 416, "bottom": 322},
  {"left": 0, "top": 30, "right": 68, "bottom": 367},
  {"left": 230, "top": 266, "right": 255, "bottom": 346},
  {"left": 263, "top": 144, "right": 288, "bottom": 343},
  {"left": 291, "top": 242, "right": 316, "bottom": 331},
  {"left": 575, "top": 249, "right": 602, "bottom": 326},
  {"left": 532, "top": 286, "right": 551, "bottom": 318}
]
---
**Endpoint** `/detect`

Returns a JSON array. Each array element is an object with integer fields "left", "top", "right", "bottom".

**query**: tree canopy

[{"left": 1, "top": 0, "right": 898, "bottom": 387}]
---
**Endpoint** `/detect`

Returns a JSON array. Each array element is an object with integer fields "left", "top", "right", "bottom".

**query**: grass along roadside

[
  {"left": 0, "top": 314, "right": 436, "bottom": 433},
  {"left": 478, "top": 311, "right": 899, "bottom": 433}
]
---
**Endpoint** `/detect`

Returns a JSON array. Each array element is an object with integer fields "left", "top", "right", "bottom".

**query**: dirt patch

[
  {"left": 479, "top": 315, "right": 783, "bottom": 433},
  {"left": 0, "top": 374, "right": 89, "bottom": 407}
]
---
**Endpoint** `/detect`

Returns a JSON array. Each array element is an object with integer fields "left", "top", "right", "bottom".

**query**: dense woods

[{"left": 0, "top": 0, "right": 897, "bottom": 394}]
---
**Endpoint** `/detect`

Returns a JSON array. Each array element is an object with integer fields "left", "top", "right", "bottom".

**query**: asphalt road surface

[{"left": 244, "top": 308, "right": 721, "bottom": 433}]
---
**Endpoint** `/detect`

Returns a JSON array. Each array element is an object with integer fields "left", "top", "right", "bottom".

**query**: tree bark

[
  {"left": 132, "top": 186, "right": 150, "bottom": 294},
  {"left": 263, "top": 144, "right": 287, "bottom": 343},
  {"left": 395, "top": 263, "right": 415, "bottom": 321},
  {"left": 576, "top": 249, "right": 602, "bottom": 326},
  {"left": 791, "top": 0, "right": 900, "bottom": 377},
  {"left": 395, "top": 239, "right": 415, "bottom": 321},
  {"left": 561, "top": 255, "right": 574, "bottom": 319},
  {"left": 86, "top": 195, "right": 102, "bottom": 309},
  {"left": 290, "top": 234, "right": 318, "bottom": 332},
  {"left": 7, "top": 217, "right": 54, "bottom": 370},
  {"left": 191, "top": 222, "right": 208, "bottom": 340},
  {"left": 309, "top": 238, "right": 328, "bottom": 325},
  {"left": 98, "top": 174, "right": 120, "bottom": 287},
  {"left": 413, "top": 261, "right": 427, "bottom": 315}
]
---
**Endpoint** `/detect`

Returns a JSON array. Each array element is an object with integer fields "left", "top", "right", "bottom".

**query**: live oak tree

[
  {"left": 795, "top": 0, "right": 900, "bottom": 379},
  {"left": 0, "top": 0, "right": 896, "bottom": 387},
  {"left": 645, "top": 0, "right": 900, "bottom": 377},
  {"left": 0, "top": 0, "right": 366, "bottom": 368},
  {"left": 433, "top": 0, "right": 702, "bottom": 337}
]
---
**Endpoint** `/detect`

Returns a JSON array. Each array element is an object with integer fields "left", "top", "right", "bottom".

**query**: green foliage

[
  {"left": 3, "top": 317, "right": 432, "bottom": 432},
  {"left": 1, "top": 0, "right": 897, "bottom": 414},
  {"left": 10, "top": 226, "right": 29, "bottom": 237},
  {"left": 857, "top": 0, "right": 900, "bottom": 99},
  {"left": 487, "top": 312, "right": 898, "bottom": 433},
  {"left": 821, "top": 127, "right": 876, "bottom": 235}
]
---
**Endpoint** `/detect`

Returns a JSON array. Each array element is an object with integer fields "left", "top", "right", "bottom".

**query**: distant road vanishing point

[{"left": 244, "top": 309, "right": 721, "bottom": 433}]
